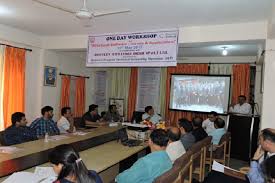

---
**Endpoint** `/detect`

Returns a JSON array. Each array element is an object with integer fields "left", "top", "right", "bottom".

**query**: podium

[{"left": 227, "top": 114, "right": 260, "bottom": 161}]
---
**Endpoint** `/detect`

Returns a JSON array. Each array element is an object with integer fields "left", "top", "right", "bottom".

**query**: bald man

[{"left": 166, "top": 127, "right": 186, "bottom": 163}]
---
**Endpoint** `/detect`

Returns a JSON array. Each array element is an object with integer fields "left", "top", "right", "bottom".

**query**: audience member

[
  {"left": 202, "top": 111, "right": 218, "bottom": 134},
  {"left": 142, "top": 106, "right": 162, "bottom": 124},
  {"left": 57, "top": 107, "right": 76, "bottom": 134},
  {"left": 49, "top": 144, "right": 102, "bottom": 183},
  {"left": 3, "top": 112, "right": 37, "bottom": 145},
  {"left": 100, "top": 111, "right": 106, "bottom": 119},
  {"left": 81, "top": 104, "right": 105, "bottom": 127},
  {"left": 208, "top": 118, "right": 226, "bottom": 146},
  {"left": 166, "top": 127, "right": 186, "bottom": 163},
  {"left": 103, "top": 105, "right": 122, "bottom": 122},
  {"left": 192, "top": 117, "right": 208, "bottom": 142},
  {"left": 30, "top": 106, "right": 60, "bottom": 137},
  {"left": 178, "top": 118, "right": 195, "bottom": 150},
  {"left": 262, "top": 155, "right": 275, "bottom": 183},
  {"left": 229, "top": 95, "right": 251, "bottom": 114},
  {"left": 116, "top": 129, "right": 172, "bottom": 183}
]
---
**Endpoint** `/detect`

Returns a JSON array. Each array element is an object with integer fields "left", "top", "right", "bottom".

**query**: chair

[
  {"left": 74, "top": 117, "right": 84, "bottom": 128},
  {"left": 0, "top": 131, "right": 7, "bottom": 146},
  {"left": 206, "top": 132, "right": 231, "bottom": 170},
  {"left": 131, "top": 111, "right": 144, "bottom": 123},
  {"left": 189, "top": 136, "right": 212, "bottom": 182},
  {"left": 153, "top": 151, "right": 192, "bottom": 183}
]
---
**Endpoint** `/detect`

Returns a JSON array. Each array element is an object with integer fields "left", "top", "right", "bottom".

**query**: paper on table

[
  {"left": 48, "top": 135, "right": 69, "bottom": 141},
  {"left": 73, "top": 131, "right": 88, "bottom": 136},
  {"left": 0, "top": 146, "right": 21, "bottom": 154},
  {"left": 34, "top": 167, "right": 56, "bottom": 179},
  {"left": 212, "top": 160, "right": 225, "bottom": 173},
  {"left": 2, "top": 172, "right": 40, "bottom": 183}
]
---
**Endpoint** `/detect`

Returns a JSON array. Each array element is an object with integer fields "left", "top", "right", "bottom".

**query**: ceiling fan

[{"left": 32, "top": 0, "right": 131, "bottom": 20}]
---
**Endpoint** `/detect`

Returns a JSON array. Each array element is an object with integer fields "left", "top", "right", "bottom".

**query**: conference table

[{"left": 0, "top": 126, "right": 148, "bottom": 182}]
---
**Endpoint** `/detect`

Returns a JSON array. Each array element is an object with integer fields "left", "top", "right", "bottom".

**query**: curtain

[
  {"left": 165, "top": 64, "right": 209, "bottom": 126},
  {"left": 3, "top": 47, "right": 26, "bottom": 128},
  {"left": 109, "top": 68, "right": 131, "bottom": 118},
  {"left": 0, "top": 46, "right": 5, "bottom": 130},
  {"left": 127, "top": 68, "right": 138, "bottom": 121},
  {"left": 60, "top": 76, "right": 71, "bottom": 110},
  {"left": 232, "top": 64, "right": 250, "bottom": 104},
  {"left": 74, "top": 77, "right": 85, "bottom": 117},
  {"left": 159, "top": 67, "right": 167, "bottom": 118}
]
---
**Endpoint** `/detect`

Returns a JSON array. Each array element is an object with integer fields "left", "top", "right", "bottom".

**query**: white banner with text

[{"left": 87, "top": 29, "right": 178, "bottom": 67}]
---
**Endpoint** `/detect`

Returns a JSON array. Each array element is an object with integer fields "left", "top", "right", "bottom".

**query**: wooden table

[
  {"left": 0, "top": 126, "right": 121, "bottom": 177},
  {"left": 0, "top": 141, "right": 148, "bottom": 182}
]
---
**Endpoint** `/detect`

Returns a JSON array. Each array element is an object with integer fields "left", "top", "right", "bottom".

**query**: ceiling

[{"left": 0, "top": 0, "right": 272, "bottom": 36}]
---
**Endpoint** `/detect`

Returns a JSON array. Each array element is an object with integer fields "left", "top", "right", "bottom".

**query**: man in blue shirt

[
  {"left": 208, "top": 118, "right": 226, "bottom": 146},
  {"left": 30, "top": 106, "right": 60, "bottom": 137},
  {"left": 3, "top": 112, "right": 37, "bottom": 145},
  {"left": 116, "top": 129, "right": 172, "bottom": 183}
]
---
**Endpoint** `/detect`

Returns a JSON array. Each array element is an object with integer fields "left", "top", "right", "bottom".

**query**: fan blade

[
  {"left": 32, "top": 0, "right": 76, "bottom": 14},
  {"left": 92, "top": 9, "right": 130, "bottom": 17}
]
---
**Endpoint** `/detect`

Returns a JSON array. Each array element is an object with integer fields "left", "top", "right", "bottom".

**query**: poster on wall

[
  {"left": 136, "top": 68, "right": 161, "bottom": 113},
  {"left": 87, "top": 29, "right": 178, "bottom": 67},
  {"left": 94, "top": 71, "right": 107, "bottom": 107},
  {"left": 44, "top": 66, "right": 57, "bottom": 87}
]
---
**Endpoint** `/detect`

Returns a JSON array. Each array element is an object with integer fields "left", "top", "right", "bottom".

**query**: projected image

[{"left": 169, "top": 75, "right": 230, "bottom": 113}]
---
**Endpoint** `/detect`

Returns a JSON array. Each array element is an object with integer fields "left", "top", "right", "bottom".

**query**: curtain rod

[
  {"left": 59, "top": 73, "right": 90, "bottom": 79},
  {"left": 0, "top": 43, "right": 32, "bottom": 52}
]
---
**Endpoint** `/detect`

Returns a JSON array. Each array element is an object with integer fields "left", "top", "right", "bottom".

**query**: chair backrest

[
  {"left": 131, "top": 111, "right": 144, "bottom": 123},
  {"left": 74, "top": 117, "right": 84, "bottom": 128},
  {"left": 154, "top": 151, "right": 192, "bottom": 183},
  {"left": 0, "top": 131, "right": 7, "bottom": 146}
]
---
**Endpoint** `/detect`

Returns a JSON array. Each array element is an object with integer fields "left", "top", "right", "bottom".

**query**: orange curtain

[
  {"left": 60, "top": 76, "right": 71, "bottom": 110},
  {"left": 3, "top": 47, "right": 26, "bottom": 128},
  {"left": 74, "top": 77, "right": 85, "bottom": 117},
  {"left": 165, "top": 64, "right": 209, "bottom": 126},
  {"left": 127, "top": 68, "right": 138, "bottom": 121},
  {"left": 232, "top": 64, "right": 250, "bottom": 104}
]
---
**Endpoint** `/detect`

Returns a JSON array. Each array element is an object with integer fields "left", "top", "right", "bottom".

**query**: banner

[
  {"left": 136, "top": 68, "right": 161, "bottom": 113},
  {"left": 94, "top": 71, "right": 107, "bottom": 107},
  {"left": 87, "top": 29, "right": 178, "bottom": 67}
]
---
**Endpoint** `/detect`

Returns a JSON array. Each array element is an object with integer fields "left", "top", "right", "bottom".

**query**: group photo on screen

[{"left": 169, "top": 75, "right": 231, "bottom": 113}]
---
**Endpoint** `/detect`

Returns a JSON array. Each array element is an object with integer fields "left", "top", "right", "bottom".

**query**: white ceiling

[{"left": 0, "top": 0, "right": 272, "bottom": 36}]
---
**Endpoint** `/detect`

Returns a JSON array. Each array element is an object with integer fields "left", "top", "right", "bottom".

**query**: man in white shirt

[
  {"left": 142, "top": 106, "right": 162, "bottom": 124},
  {"left": 229, "top": 95, "right": 251, "bottom": 114},
  {"left": 57, "top": 107, "right": 76, "bottom": 133},
  {"left": 202, "top": 111, "right": 218, "bottom": 134},
  {"left": 166, "top": 127, "right": 186, "bottom": 163}
]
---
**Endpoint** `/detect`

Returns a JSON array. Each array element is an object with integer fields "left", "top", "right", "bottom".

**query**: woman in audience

[{"left": 49, "top": 144, "right": 102, "bottom": 183}]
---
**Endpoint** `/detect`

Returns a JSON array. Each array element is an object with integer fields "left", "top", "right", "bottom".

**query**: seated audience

[
  {"left": 192, "top": 117, "right": 208, "bottom": 142},
  {"left": 103, "top": 105, "right": 122, "bottom": 122},
  {"left": 30, "top": 106, "right": 60, "bottom": 137},
  {"left": 57, "top": 107, "right": 76, "bottom": 134},
  {"left": 202, "top": 111, "right": 218, "bottom": 134},
  {"left": 142, "top": 106, "right": 162, "bottom": 124},
  {"left": 49, "top": 144, "right": 102, "bottom": 183},
  {"left": 81, "top": 104, "right": 105, "bottom": 127},
  {"left": 229, "top": 95, "right": 251, "bottom": 114},
  {"left": 178, "top": 118, "right": 195, "bottom": 150},
  {"left": 208, "top": 118, "right": 226, "bottom": 146},
  {"left": 203, "top": 128, "right": 275, "bottom": 183},
  {"left": 262, "top": 155, "right": 275, "bottom": 183},
  {"left": 116, "top": 129, "right": 172, "bottom": 183},
  {"left": 3, "top": 112, "right": 37, "bottom": 145},
  {"left": 101, "top": 111, "right": 106, "bottom": 119},
  {"left": 166, "top": 127, "right": 186, "bottom": 163}
]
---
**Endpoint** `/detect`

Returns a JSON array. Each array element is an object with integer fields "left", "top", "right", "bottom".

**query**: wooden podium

[{"left": 226, "top": 114, "right": 260, "bottom": 161}]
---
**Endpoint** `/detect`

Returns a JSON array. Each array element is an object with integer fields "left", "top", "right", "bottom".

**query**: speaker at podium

[{"left": 226, "top": 114, "right": 260, "bottom": 161}]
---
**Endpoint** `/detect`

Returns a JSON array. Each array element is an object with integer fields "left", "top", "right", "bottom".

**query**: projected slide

[{"left": 169, "top": 75, "right": 231, "bottom": 113}]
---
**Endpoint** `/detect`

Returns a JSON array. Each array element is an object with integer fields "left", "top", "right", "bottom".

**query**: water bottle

[
  {"left": 133, "top": 119, "right": 136, "bottom": 124},
  {"left": 44, "top": 133, "right": 49, "bottom": 143}
]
